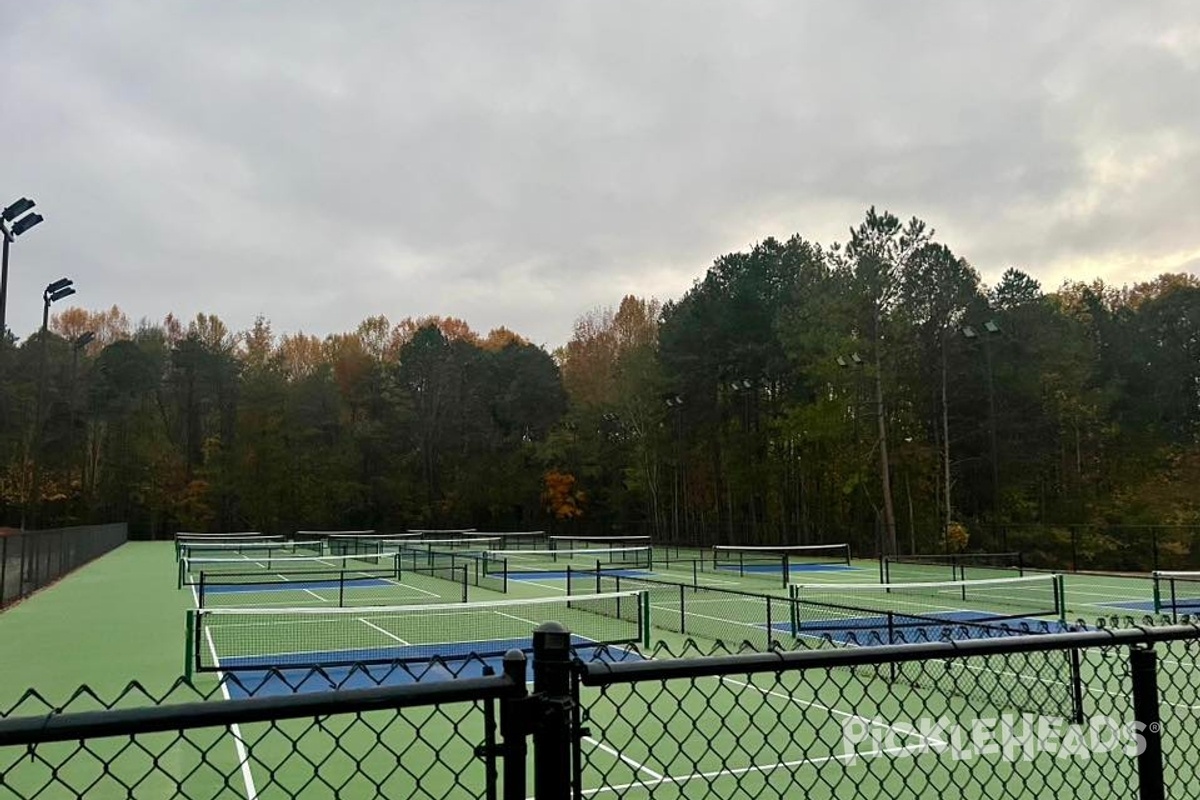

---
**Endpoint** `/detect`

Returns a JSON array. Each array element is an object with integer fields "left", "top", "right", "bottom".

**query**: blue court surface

[
  {"left": 203, "top": 578, "right": 396, "bottom": 595},
  {"left": 219, "top": 638, "right": 644, "bottom": 699},
  {"left": 1098, "top": 599, "right": 1159, "bottom": 613},
  {"left": 780, "top": 609, "right": 1075, "bottom": 646}
]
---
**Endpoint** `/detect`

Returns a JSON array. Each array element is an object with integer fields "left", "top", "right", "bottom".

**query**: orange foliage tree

[{"left": 542, "top": 470, "right": 586, "bottom": 520}]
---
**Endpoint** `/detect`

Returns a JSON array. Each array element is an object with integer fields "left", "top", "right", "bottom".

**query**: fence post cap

[{"left": 532, "top": 621, "right": 571, "bottom": 654}]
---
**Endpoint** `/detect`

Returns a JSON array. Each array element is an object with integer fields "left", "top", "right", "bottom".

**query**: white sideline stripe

[
  {"left": 561, "top": 743, "right": 930, "bottom": 799},
  {"left": 193, "top": 587, "right": 258, "bottom": 800},
  {"left": 358, "top": 618, "right": 410, "bottom": 646},
  {"left": 494, "top": 610, "right": 540, "bottom": 626},
  {"left": 584, "top": 737, "right": 664, "bottom": 781}
]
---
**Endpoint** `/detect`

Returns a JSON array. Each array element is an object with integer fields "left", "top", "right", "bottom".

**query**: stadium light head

[
  {"left": 11, "top": 212, "right": 44, "bottom": 237},
  {"left": 962, "top": 325, "right": 978, "bottom": 339},
  {"left": 74, "top": 331, "right": 96, "bottom": 348},
  {"left": 2, "top": 198, "right": 35, "bottom": 222},
  {"left": 850, "top": 353, "right": 864, "bottom": 366},
  {"left": 48, "top": 286, "right": 76, "bottom": 304},
  {"left": 45, "top": 277, "right": 73, "bottom": 295},
  {"left": 983, "top": 320, "right": 1001, "bottom": 335}
]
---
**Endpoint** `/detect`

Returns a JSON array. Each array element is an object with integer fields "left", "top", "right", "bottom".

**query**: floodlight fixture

[
  {"left": 983, "top": 320, "right": 1001, "bottom": 334},
  {"left": 10, "top": 213, "right": 43, "bottom": 237},
  {"left": 2, "top": 198, "right": 35, "bottom": 222},
  {"left": 851, "top": 353, "right": 864, "bottom": 365},
  {"left": 962, "top": 325, "right": 978, "bottom": 339},
  {"left": 74, "top": 331, "right": 96, "bottom": 348},
  {"left": 45, "top": 277, "right": 73, "bottom": 295},
  {"left": 48, "top": 286, "right": 76, "bottom": 303}
]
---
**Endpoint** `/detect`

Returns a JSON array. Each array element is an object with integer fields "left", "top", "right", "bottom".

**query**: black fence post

[
  {"left": 1129, "top": 646, "right": 1164, "bottom": 800},
  {"left": 1068, "top": 648, "right": 1085, "bottom": 724},
  {"left": 533, "top": 621, "right": 573, "bottom": 800},
  {"left": 500, "top": 649, "right": 528, "bottom": 800},
  {"left": 481, "top": 664, "right": 499, "bottom": 800}
]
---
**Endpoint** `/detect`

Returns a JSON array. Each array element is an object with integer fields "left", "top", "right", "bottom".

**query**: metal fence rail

[
  {"left": 1, "top": 621, "right": 1198, "bottom": 799},
  {"left": 0, "top": 523, "right": 127, "bottom": 609}
]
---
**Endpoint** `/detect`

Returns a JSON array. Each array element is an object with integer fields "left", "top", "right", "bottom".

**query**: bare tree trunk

[
  {"left": 874, "top": 337, "right": 898, "bottom": 556},
  {"left": 941, "top": 336, "right": 952, "bottom": 548}
]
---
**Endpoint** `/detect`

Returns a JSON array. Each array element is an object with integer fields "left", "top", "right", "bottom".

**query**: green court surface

[{"left": 1, "top": 542, "right": 1195, "bottom": 799}]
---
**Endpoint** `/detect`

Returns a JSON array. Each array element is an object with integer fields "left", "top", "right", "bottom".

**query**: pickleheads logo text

[{"left": 841, "top": 714, "right": 1154, "bottom": 763}]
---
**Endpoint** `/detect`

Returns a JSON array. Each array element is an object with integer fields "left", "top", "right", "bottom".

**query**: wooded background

[{"left": 3, "top": 208, "right": 1198, "bottom": 558}]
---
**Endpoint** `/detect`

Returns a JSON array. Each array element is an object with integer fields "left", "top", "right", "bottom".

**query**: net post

[
  {"left": 641, "top": 591, "right": 651, "bottom": 648},
  {"left": 184, "top": 610, "right": 195, "bottom": 680},
  {"left": 765, "top": 597, "right": 773, "bottom": 649},
  {"left": 879, "top": 556, "right": 886, "bottom": 583},
  {"left": 781, "top": 555, "right": 788, "bottom": 589},
  {"left": 177, "top": 557, "right": 185, "bottom": 590},
  {"left": 460, "top": 565, "right": 468, "bottom": 603},
  {"left": 787, "top": 585, "right": 795, "bottom": 638},
  {"left": 197, "top": 572, "right": 206, "bottom": 608},
  {"left": 677, "top": 583, "right": 685, "bottom": 635},
  {"left": 339, "top": 571, "right": 346, "bottom": 607},
  {"left": 692, "top": 559, "right": 698, "bottom": 589},
  {"left": 1055, "top": 574, "right": 1066, "bottom": 623}
]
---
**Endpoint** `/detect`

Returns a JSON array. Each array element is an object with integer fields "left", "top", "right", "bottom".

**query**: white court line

[
  {"left": 510, "top": 578, "right": 568, "bottom": 594},
  {"left": 192, "top": 586, "right": 258, "bottom": 800},
  {"left": 568, "top": 743, "right": 931, "bottom": 799},
  {"left": 493, "top": 610, "right": 540, "bottom": 626},
  {"left": 584, "top": 738, "right": 665, "bottom": 781},
  {"left": 358, "top": 618, "right": 411, "bottom": 646}
]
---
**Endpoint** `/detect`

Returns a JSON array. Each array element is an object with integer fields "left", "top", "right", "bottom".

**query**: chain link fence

[
  {"left": 1, "top": 614, "right": 1197, "bottom": 799},
  {"left": 0, "top": 523, "right": 127, "bottom": 609}
]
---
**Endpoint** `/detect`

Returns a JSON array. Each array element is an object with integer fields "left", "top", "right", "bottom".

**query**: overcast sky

[{"left": 3, "top": 1, "right": 1198, "bottom": 349}]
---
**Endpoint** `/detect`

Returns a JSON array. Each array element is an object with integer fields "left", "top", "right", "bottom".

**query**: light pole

[
  {"left": 962, "top": 320, "right": 1001, "bottom": 522},
  {"left": 1, "top": 197, "right": 45, "bottom": 338},
  {"left": 27, "top": 278, "right": 77, "bottom": 529}
]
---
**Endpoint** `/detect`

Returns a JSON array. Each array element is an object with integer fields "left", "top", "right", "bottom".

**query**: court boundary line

[
  {"left": 191, "top": 586, "right": 258, "bottom": 800},
  {"left": 358, "top": 618, "right": 411, "bottom": 646}
]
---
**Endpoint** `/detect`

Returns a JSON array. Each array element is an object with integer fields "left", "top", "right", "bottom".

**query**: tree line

[{"left": 2, "top": 207, "right": 1198, "bottom": 554}]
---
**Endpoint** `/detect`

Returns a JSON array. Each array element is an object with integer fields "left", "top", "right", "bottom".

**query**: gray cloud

[{"left": 3, "top": 1, "right": 1197, "bottom": 347}]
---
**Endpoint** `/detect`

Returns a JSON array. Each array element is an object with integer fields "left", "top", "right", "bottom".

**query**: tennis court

[{"left": 2, "top": 539, "right": 1198, "bottom": 799}]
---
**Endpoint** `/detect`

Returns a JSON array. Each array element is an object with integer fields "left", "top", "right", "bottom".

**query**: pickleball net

[
  {"left": 188, "top": 590, "right": 647, "bottom": 673},
  {"left": 1153, "top": 571, "right": 1200, "bottom": 620},
  {"left": 789, "top": 573, "right": 1065, "bottom": 633}
]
